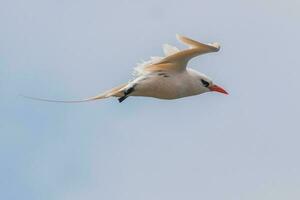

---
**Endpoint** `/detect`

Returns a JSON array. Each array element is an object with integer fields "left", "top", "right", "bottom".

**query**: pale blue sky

[{"left": 1, "top": 0, "right": 300, "bottom": 200}]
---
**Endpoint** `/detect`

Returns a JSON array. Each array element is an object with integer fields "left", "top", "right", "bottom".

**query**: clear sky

[{"left": 1, "top": 0, "right": 300, "bottom": 200}]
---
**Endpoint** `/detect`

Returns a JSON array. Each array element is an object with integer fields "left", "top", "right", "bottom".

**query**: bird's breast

[{"left": 131, "top": 72, "right": 199, "bottom": 99}]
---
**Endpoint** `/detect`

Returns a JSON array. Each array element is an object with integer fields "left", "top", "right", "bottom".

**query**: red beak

[{"left": 208, "top": 84, "right": 228, "bottom": 95}]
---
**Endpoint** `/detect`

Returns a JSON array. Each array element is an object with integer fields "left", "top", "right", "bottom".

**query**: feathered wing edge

[{"left": 22, "top": 83, "right": 127, "bottom": 103}]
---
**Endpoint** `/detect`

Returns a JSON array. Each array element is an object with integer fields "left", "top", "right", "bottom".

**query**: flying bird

[{"left": 24, "top": 34, "right": 228, "bottom": 103}]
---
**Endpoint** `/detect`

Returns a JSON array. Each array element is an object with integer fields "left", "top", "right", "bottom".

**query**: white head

[{"left": 187, "top": 68, "right": 228, "bottom": 95}]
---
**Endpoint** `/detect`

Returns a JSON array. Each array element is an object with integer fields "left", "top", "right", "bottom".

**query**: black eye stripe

[{"left": 201, "top": 79, "right": 209, "bottom": 87}]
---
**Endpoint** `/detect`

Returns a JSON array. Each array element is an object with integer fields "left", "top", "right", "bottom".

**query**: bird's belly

[{"left": 131, "top": 76, "right": 192, "bottom": 99}]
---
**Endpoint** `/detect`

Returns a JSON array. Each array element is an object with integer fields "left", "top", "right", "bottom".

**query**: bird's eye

[{"left": 201, "top": 79, "right": 209, "bottom": 87}]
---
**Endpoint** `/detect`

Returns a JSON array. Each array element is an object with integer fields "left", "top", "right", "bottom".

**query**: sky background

[{"left": 1, "top": 0, "right": 300, "bottom": 200}]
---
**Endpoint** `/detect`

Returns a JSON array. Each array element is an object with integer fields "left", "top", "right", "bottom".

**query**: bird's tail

[{"left": 21, "top": 83, "right": 127, "bottom": 103}]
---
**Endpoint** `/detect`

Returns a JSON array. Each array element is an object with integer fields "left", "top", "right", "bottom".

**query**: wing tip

[
  {"left": 176, "top": 34, "right": 186, "bottom": 44},
  {"left": 162, "top": 43, "right": 180, "bottom": 56},
  {"left": 209, "top": 42, "right": 221, "bottom": 51}
]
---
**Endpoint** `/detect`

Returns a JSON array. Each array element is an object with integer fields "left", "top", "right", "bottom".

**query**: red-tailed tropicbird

[{"left": 24, "top": 34, "right": 228, "bottom": 103}]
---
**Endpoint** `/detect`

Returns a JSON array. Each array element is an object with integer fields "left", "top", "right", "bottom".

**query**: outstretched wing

[
  {"left": 142, "top": 34, "right": 220, "bottom": 73},
  {"left": 162, "top": 34, "right": 220, "bottom": 64}
]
